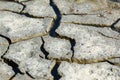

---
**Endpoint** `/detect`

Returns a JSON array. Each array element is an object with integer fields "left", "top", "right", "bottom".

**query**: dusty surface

[{"left": 0, "top": 0, "right": 120, "bottom": 80}]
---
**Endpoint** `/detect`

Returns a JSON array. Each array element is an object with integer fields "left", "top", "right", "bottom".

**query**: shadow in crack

[
  {"left": 0, "top": 34, "right": 11, "bottom": 57},
  {"left": 3, "top": 59, "right": 23, "bottom": 80},
  {"left": 106, "top": 60, "right": 115, "bottom": 65},
  {"left": 0, "top": 34, "right": 23, "bottom": 80},
  {"left": 49, "top": 0, "right": 76, "bottom": 79},
  {"left": 55, "top": 33, "right": 76, "bottom": 61},
  {"left": 0, "top": 34, "right": 11, "bottom": 58},
  {"left": 49, "top": 0, "right": 76, "bottom": 59},
  {"left": 49, "top": 0, "right": 61, "bottom": 37},
  {"left": 40, "top": 37, "right": 49, "bottom": 59},
  {"left": 19, "top": 2, "right": 26, "bottom": 13},
  {"left": 51, "top": 62, "right": 61, "bottom": 80},
  {"left": 110, "top": 18, "right": 120, "bottom": 33},
  {"left": 0, "top": 34, "right": 11, "bottom": 44},
  {"left": 70, "top": 39, "right": 76, "bottom": 59}
]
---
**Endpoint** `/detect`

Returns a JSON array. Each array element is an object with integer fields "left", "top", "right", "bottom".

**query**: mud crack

[
  {"left": 62, "top": 22, "right": 110, "bottom": 28},
  {"left": 110, "top": 18, "right": 120, "bottom": 33},
  {"left": 40, "top": 37, "right": 49, "bottom": 59},
  {"left": 0, "top": 34, "right": 11, "bottom": 58},
  {"left": 98, "top": 31, "right": 119, "bottom": 40},
  {"left": 3, "top": 59, "right": 23, "bottom": 80},
  {"left": 49, "top": 0, "right": 61, "bottom": 37},
  {"left": 48, "top": 0, "right": 76, "bottom": 79},
  {"left": 0, "top": 34, "right": 23, "bottom": 80},
  {"left": 51, "top": 62, "right": 61, "bottom": 80},
  {"left": 49, "top": 0, "right": 76, "bottom": 61}
]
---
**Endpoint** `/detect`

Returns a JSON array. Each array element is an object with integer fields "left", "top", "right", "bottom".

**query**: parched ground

[{"left": 0, "top": 0, "right": 120, "bottom": 80}]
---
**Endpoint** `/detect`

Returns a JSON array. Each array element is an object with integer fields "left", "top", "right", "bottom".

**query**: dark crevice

[
  {"left": 51, "top": 62, "right": 61, "bottom": 80},
  {"left": 0, "top": 34, "right": 11, "bottom": 44},
  {"left": 26, "top": 71, "right": 35, "bottom": 79},
  {"left": 18, "top": 1, "right": 26, "bottom": 13},
  {"left": 49, "top": 0, "right": 76, "bottom": 62},
  {"left": 0, "top": 34, "right": 23, "bottom": 80},
  {"left": 107, "top": 60, "right": 120, "bottom": 66},
  {"left": 2, "top": 58, "right": 23, "bottom": 80},
  {"left": 106, "top": 58, "right": 120, "bottom": 66},
  {"left": 106, "top": 60, "right": 120, "bottom": 66},
  {"left": 40, "top": 37, "right": 49, "bottom": 59},
  {"left": 0, "top": 34, "right": 11, "bottom": 58},
  {"left": 49, "top": 0, "right": 61, "bottom": 37},
  {"left": 70, "top": 39, "right": 76, "bottom": 60},
  {"left": 106, "top": 60, "right": 115, "bottom": 65},
  {"left": 110, "top": 18, "right": 120, "bottom": 33},
  {"left": 55, "top": 33, "right": 76, "bottom": 62}
]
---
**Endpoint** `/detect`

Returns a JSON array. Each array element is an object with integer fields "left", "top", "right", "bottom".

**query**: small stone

[
  {"left": 58, "top": 61, "right": 120, "bottom": 80},
  {"left": 43, "top": 36, "right": 72, "bottom": 61},
  {"left": 22, "top": 0, "right": 56, "bottom": 18},
  {"left": 0, "top": 11, "right": 53, "bottom": 43}
]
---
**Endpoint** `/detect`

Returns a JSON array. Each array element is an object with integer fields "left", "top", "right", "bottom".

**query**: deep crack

[
  {"left": 49, "top": 0, "right": 61, "bottom": 37},
  {"left": 3, "top": 58, "right": 23, "bottom": 80},
  {"left": 0, "top": 34, "right": 23, "bottom": 80},
  {"left": 69, "top": 39, "right": 76, "bottom": 60},
  {"left": 49, "top": 1, "right": 76, "bottom": 79},
  {"left": 55, "top": 33, "right": 76, "bottom": 62},
  {"left": 0, "top": 34, "right": 11, "bottom": 44},
  {"left": 49, "top": 0, "right": 76, "bottom": 62},
  {"left": 18, "top": 1, "right": 26, "bottom": 13},
  {"left": 51, "top": 62, "right": 61, "bottom": 80},
  {"left": 0, "top": 34, "right": 11, "bottom": 58},
  {"left": 40, "top": 37, "right": 49, "bottom": 59},
  {"left": 110, "top": 18, "right": 120, "bottom": 33}
]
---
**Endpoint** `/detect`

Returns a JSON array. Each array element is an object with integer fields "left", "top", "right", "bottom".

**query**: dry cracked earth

[{"left": 0, "top": 0, "right": 120, "bottom": 80}]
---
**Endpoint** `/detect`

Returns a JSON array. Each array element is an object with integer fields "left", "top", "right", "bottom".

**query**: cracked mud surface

[{"left": 0, "top": 0, "right": 120, "bottom": 80}]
